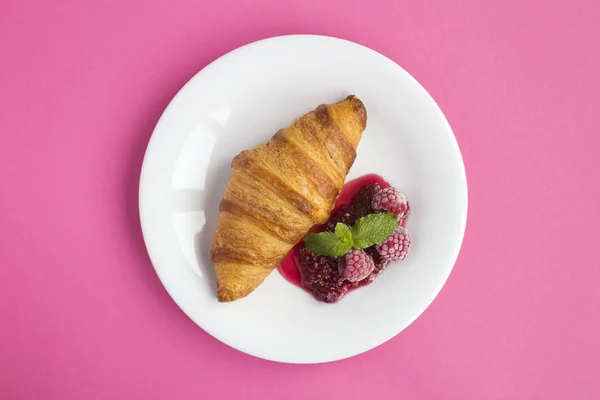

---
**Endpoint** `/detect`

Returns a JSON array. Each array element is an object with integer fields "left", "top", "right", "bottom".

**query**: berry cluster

[{"left": 337, "top": 186, "right": 411, "bottom": 283}]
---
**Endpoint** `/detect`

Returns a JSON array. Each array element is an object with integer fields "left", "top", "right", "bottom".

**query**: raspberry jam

[{"left": 278, "top": 174, "right": 406, "bottom": 303}]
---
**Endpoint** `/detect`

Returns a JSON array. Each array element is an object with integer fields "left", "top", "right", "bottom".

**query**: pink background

[{"left": 1, "top": 0, "right": 599, "bottom": 398}]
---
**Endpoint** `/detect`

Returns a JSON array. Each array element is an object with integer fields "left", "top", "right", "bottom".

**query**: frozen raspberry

[
  {"left": 376, "top": 226, "right": 411, "bottom": 264},
  {"left": 339, "top": 249, "right": 376, "bottom": 282},
  {"left": 371, "top": 187, "right": 410, "bottom": 218}
]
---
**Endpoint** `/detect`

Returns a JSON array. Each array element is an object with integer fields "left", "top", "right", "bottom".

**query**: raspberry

[
  {"left": 376, "top": 226, "right": 411, "bottom": 264},
  {"left": 371, "top": 187, "right": 410, "bottom": 218},
  {"left": 338, "top": 249, "right": 375, "bottom": 282}
]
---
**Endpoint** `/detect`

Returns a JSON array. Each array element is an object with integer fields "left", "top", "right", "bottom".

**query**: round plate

[{"left": 139, "top": 35, "right": 467, "bottom": 363}]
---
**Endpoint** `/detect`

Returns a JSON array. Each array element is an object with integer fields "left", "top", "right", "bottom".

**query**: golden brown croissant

[{"left": 210, "top": 96, "right": 367, "bottom": 302}]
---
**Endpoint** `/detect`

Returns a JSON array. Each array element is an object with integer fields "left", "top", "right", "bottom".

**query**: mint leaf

[
  {"left": 351, "top": 212, "right": 398, "bottom": 249},
  {"left": 303, "top": 214, "right": 396, "bottom": 257},
  {"left": 335, "top": 223, "right": 353, "bottom": 248},
  {"left": 304, "top": 231, "right": 352, "bottom": 258}
]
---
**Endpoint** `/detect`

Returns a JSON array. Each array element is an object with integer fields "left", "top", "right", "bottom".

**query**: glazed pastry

[{"left": 210, "top": 96, "right": 367, "bottom": 302}]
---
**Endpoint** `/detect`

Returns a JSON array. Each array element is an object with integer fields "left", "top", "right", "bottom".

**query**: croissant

[{"left": 210, "top": 96, "right": 367, "bottom": 302}]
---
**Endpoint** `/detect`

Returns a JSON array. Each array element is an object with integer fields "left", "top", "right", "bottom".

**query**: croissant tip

[
  {"left": 216, "top": 283, "right": 237, "bottom": 302},
  {"left": 343, "top": 95, "right": 367, "bottom": 129},
  {"left": 217, "top": 289, "right": 239, "bottom": 302},
  {"left": 217, "top": 284, "right": 252, "bottom": 302}
]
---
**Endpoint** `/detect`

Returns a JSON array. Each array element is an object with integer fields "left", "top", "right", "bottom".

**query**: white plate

[{"left": 139, "top": 35, "right": 467, "bottom": 363}]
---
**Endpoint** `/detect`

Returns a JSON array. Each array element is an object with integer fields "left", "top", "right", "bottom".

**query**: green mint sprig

[{"left": 304, "top": 212, "right": 398, "bottom": 258}]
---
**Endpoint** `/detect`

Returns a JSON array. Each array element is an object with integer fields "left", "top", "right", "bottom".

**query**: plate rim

[{"left": 139, "top": 34, "right": 468, "bottom": 363}]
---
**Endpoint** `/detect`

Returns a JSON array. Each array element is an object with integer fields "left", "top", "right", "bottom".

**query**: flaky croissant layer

[{"left": 211, "top": 96, "right": 367, "bottom": 302}]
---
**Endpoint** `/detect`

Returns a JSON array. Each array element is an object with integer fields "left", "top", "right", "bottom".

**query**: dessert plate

[{"left": 139, "top": 35, "right": 467, "bottom": 363}]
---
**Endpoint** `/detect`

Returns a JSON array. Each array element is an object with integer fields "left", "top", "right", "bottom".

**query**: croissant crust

[{"left": 210, "top": 95, "right": 367, "bottom": 302}]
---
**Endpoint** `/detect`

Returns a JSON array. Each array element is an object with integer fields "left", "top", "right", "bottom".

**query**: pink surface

[{"left": 1, "top": 0, "right": 599, "bottom": 398}]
